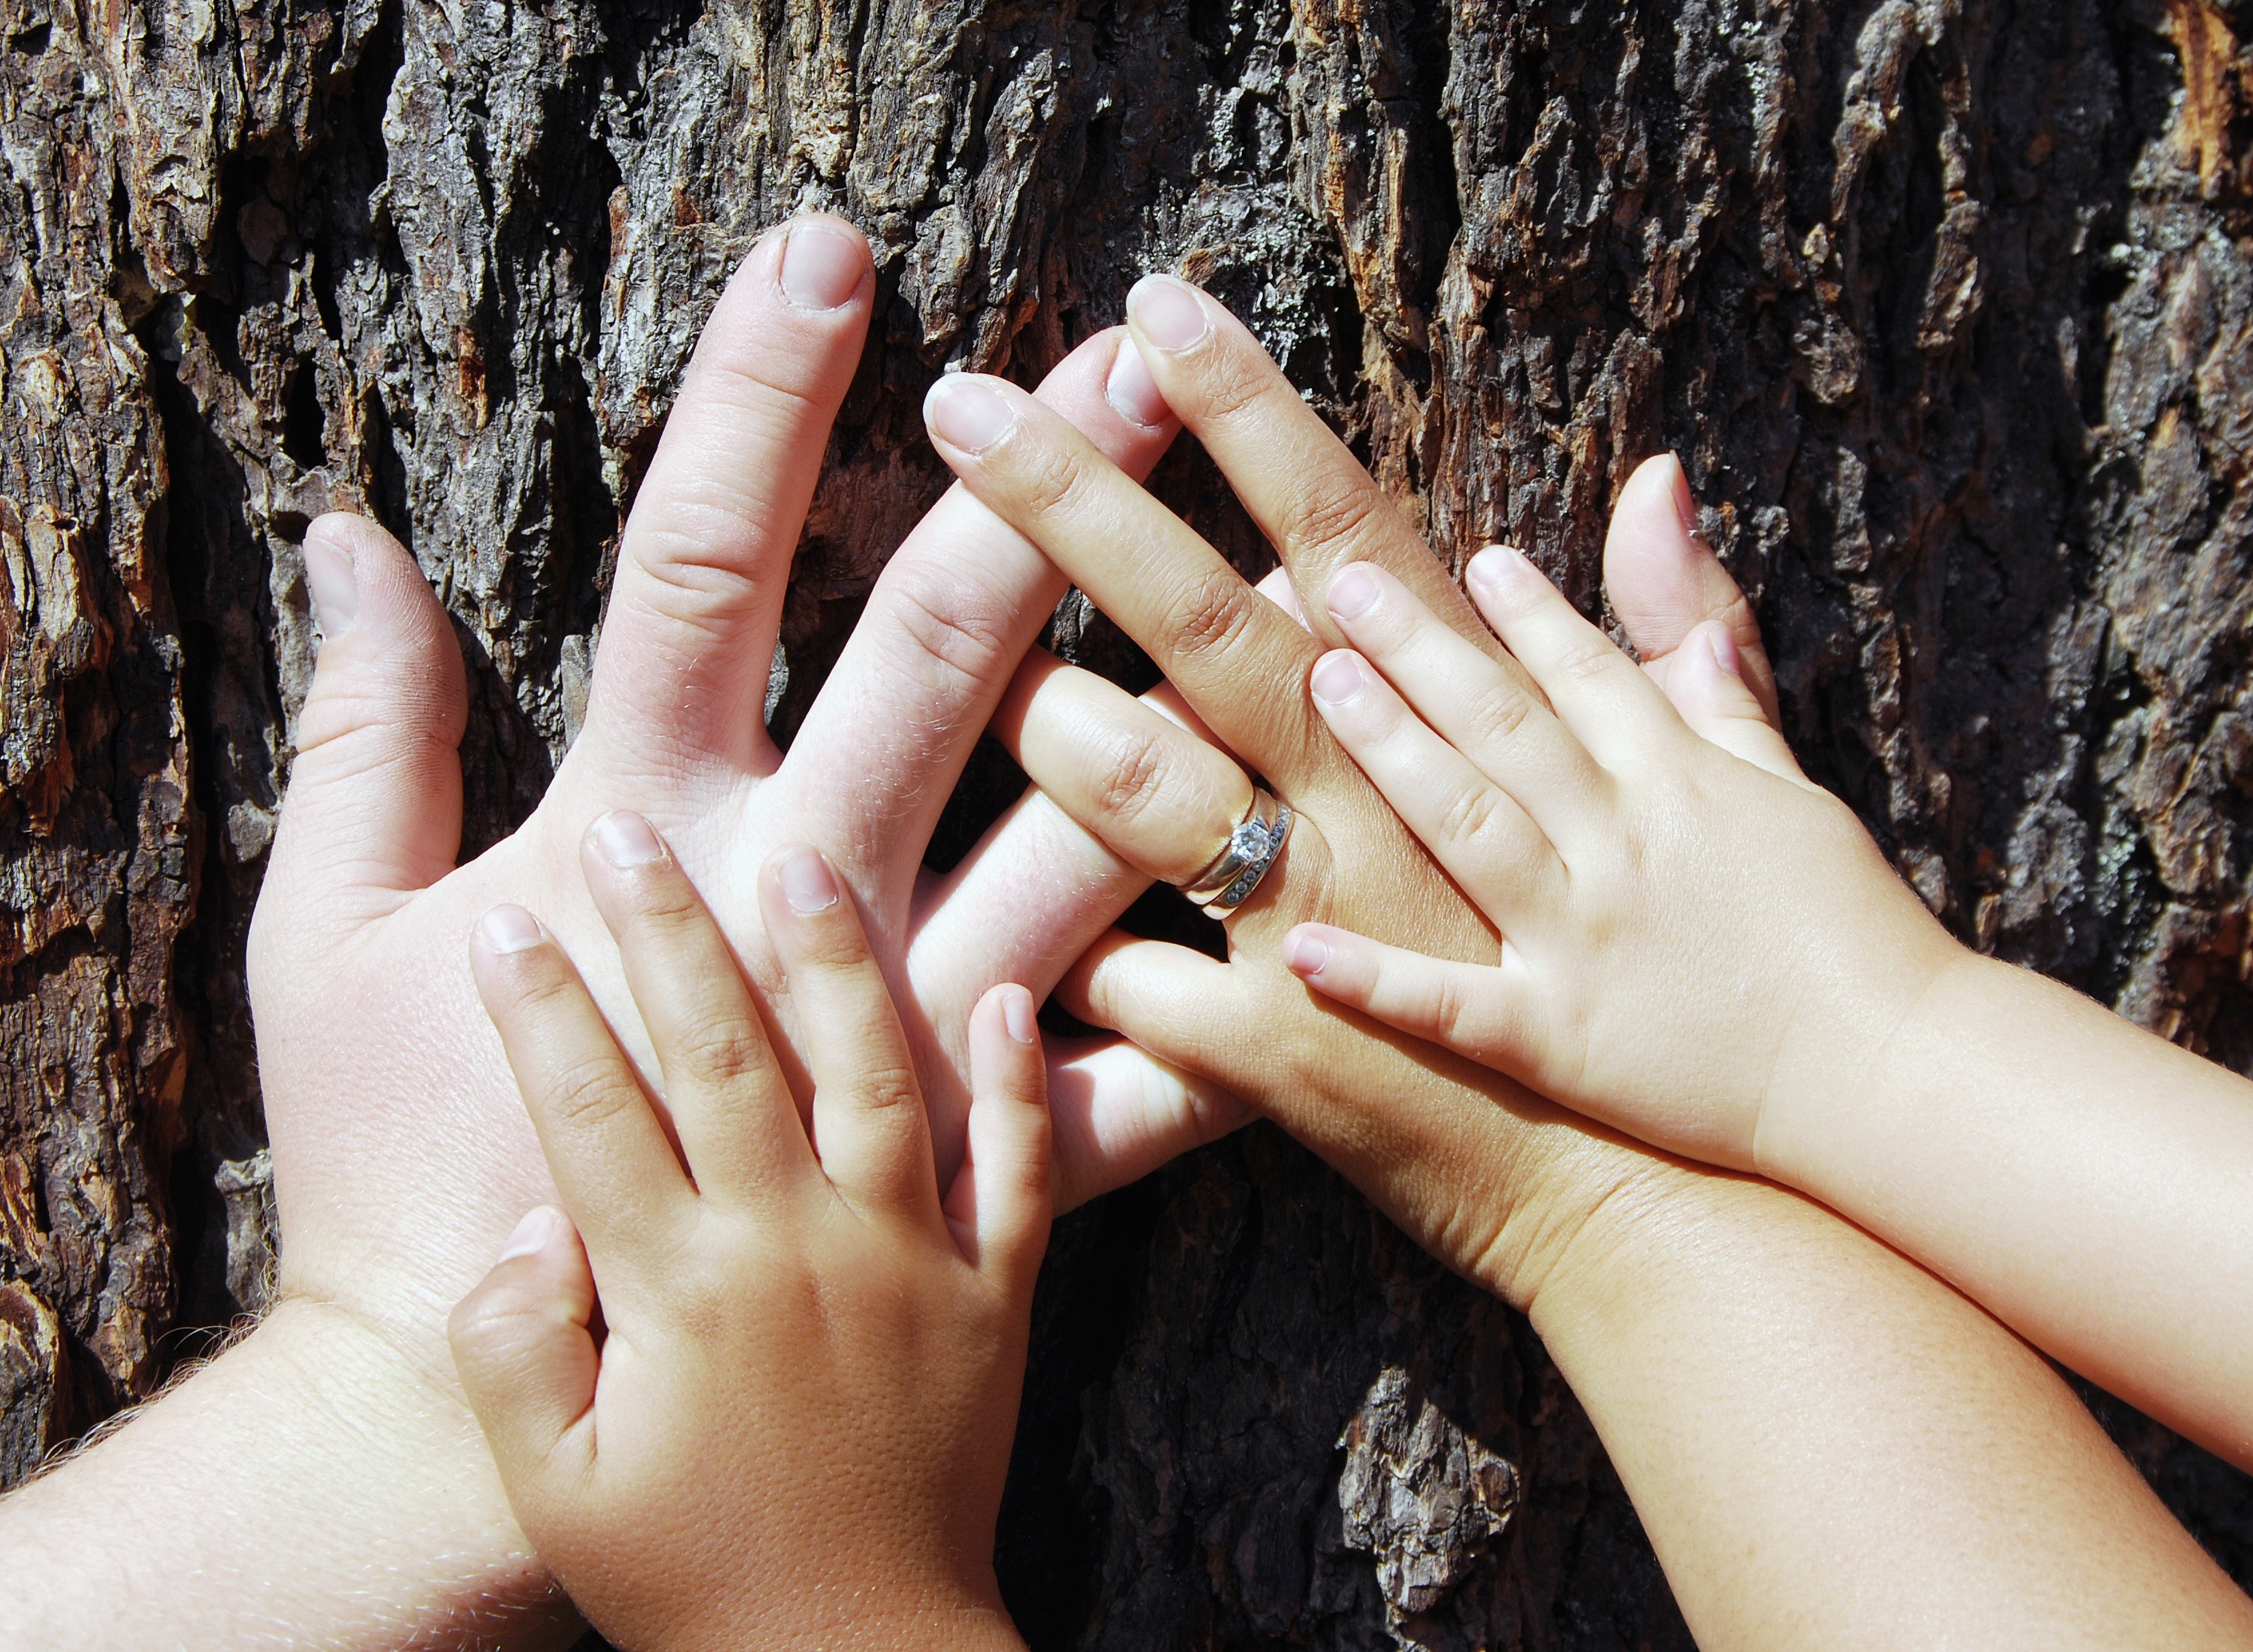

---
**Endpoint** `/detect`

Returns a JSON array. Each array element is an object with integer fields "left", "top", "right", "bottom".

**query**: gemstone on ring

[{"left": 1180, "top": 788, "right": 1293, "bottom": 919}]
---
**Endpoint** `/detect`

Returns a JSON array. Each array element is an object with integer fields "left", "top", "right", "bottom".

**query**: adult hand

[
  {"left": 254, "top": 219, "right": 1226, "bottom": 1358},
  {"left": 158, "top": 219, "right": 1229, "bottom": 1640},
  {"left": 922, "top": 282, "right": 1715, "bottom": 1308}
]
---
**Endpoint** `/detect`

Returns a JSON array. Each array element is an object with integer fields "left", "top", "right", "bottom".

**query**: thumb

[
  {"left": 1605, "top": 454, "right": 1781, "bottom": 728},
  {"left": 260, "top": 514, "right": 468, "bottom": 944},
  {"left": 448, "top": 1206, "right": 600, "bottom": 1493},
  {"left": 946, "top": 984, "right": 1053, "bottom": 1298},
  {"left": 1673, "top": 622, "right": 1811, "bottom": 785}
]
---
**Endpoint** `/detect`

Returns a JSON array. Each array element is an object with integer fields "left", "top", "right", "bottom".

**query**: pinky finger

[
  {"left": 1281, "top": 923, "right": 1533, "bottom": 1074},
  {"left": 946, "top": 984, "right": 1054, "bottom": 1295}
]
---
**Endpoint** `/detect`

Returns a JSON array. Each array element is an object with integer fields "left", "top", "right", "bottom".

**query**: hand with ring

[{"left": 926, "top": 280, "right": 2253, "bottom": 1647}]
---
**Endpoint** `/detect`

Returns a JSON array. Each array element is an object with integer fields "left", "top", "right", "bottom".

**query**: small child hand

[
  {"left": 1282, "top": 544, "right": 1962, "bottom": 1174},
  {"left": 447, "top": 813, "right": 1047, "bottom": 1652}
]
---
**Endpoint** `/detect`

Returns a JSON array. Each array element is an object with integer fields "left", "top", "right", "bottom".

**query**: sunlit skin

[
  {"left": 924, "top": 274, "right": 2253, "bottom": 1649},
  {"left": 1283, "top": 531, "right": 2253, "bottom": 1470},
  {"left": 451, "top": 820, "right": 1042, "bottom": 1652}
]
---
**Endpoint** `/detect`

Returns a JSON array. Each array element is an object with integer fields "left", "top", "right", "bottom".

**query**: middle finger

[{"left": 924, "top": 374, "right": 1340, "bottom": 797}]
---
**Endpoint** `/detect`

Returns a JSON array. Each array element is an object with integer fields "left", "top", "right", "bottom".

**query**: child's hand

[
  {"left": 1281, "top": 544, "right": 1964, "bottom": 1174},
  {"left": 446, "top": 814, "right": 1047, "bottom": 1652}
]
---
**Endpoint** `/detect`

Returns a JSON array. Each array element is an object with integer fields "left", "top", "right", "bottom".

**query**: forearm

[
  {"left": 1765, "top": 950, "right": 2253, "bottom": 1464},
  {"left": 0, "top": 1298, "right": 578, "bottom": 1652},
  {"left": 1528, "top": 1165, "right": 2253, "bottom": 1651}
]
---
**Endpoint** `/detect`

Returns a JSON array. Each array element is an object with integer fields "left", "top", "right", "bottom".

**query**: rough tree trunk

[{"left": 4, "top": 0, "right": 2252, "bottom": 1643}]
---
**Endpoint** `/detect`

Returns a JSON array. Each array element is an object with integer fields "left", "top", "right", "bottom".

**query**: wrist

[
  {"left": 253, "top": 1295, "right": 573, "bottom": 1633},
  {"left": 0, "top": 1295, "right": 574, "bottom": 1651},
  {"left": 681, "top": 1582, "right": 1024, "bottom": 1652},
  {"left": 1749, "top": 915, "right": 1973, "bottom": 1193}
]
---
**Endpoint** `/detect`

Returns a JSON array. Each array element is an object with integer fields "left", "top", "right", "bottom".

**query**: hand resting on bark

[
  {"left": 930, "top": 276, "right": 2253, "bottom": 1649},
  {"left": 1280, "top": 484, "right": 2253, "bottom": 1472},
  {"left": 4, "top": 235, "right": 2248, "bottom": 1651},
  {"left": 448, "top": 821, "right": 1045, "bottom": 1652},
  {"left": 0, "top": 217, "right": 1241, "bottom": 1650}
]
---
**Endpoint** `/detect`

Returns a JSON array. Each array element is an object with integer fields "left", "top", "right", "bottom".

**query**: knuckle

[
  {"left": 879, "top": 569, "right": 1015, "bottom": 699},
  {"left": 541, "top": 1052, "right": 638, "bottom": 1132},
  {"left": 1431, "top": 781, "right": 1504, "bottom": 853},
  {"left": 1187, "top": 337, "right": 1273, "bottom": 424},
  {"left": 1008, "top": 435, "right": 1093, "bottom": 523},
  {"left": 1428, "top": 969, "right": 1474, "bottom": 1045},
  {"left": 852, "top": 1059, "right": 924, "bottom": 1116},
  {"left": 1084, "top": 723, "right": 1175, "bottom": 829},
  {"left": 1555, "top": 635, "right": 1622, "bottom": 684},
  {"left": 1463, "top": 679, "right": 1536, "bottom": 747},
  {"left": 619, "top": 867, "right": 706, "bottom": 930},
  {"left": 1283, "top": 474, "right": 1388, "bottom": 565},
  {"left": 1162, "top": 571, "right": 1257, "bottom": 667},
  {"left": 672, "top": 1023, "right": 773, "bottom": 1090}
]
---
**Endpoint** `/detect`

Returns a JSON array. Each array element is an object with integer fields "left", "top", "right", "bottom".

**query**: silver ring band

[{"left": 1180, "top": 788, "right": 1293, "bottom": 919}]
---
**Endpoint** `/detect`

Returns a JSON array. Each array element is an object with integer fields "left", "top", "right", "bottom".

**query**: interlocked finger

[
  {"left": 992, "top": 651, "right": 1256, "bottom": 889},
  {"left": 578, "top": 812, "right": 812, "bottom": 1205},
  {"left": 467, "top": 906, "right": 695, "bottom": 1268},
  {"left": 758, "top": 847, "right": 945, "bottom": 1226},
  {"left": 1463, "top": 545, "right": 1681, "bottom": 767},
  {"left": 1120, "top": 276, "right": 1503, "bottom": 652},
  {"left": 924, "top": 374, "right": 1338, "bottom": 797}
]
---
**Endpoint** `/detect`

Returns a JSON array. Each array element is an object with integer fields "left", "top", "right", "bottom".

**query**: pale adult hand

[
  {"left": 252, "top": 219, "right": 1224, "bottom": 1364},
  {"left": 32, "top": 217, "right": 1236, "bottom": 1641}
]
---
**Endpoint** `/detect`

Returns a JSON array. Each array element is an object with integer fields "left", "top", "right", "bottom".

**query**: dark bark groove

[{"left": 5, "top": 0, "right": 2252, "bottom": 1642}]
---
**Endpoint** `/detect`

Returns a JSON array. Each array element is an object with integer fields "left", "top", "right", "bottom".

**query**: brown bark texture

[{"left": 5, "top": 0, "right": 2253, "bottom": 1643}]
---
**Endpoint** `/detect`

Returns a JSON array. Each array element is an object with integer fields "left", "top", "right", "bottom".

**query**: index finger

[
  {"left": 1120, "top": 276, "right": 1538, "bottom": 674},
  {"left": 923, "top": 373, "right": 1337, "bottom": 795}
]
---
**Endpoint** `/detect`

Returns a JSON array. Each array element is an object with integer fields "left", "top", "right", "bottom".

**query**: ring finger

[{"left": 991, "top": 652, "right": 1257, "bottom": 888}]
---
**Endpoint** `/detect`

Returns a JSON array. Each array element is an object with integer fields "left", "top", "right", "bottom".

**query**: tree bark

[{"left": 5, "top": 0, "right": 2252, "bottom": 1642}]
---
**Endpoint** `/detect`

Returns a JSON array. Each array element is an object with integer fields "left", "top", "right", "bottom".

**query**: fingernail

[
  {"left": 777, "top": 846, "right": 840, "bottom": 914},
  {"left": 1309, "top": 652, "right": 1369, "bottom": 707},
  {"left": 592, "top": 809, "right": 665, "bottom": 868},
  {"left": 478, "top": 903, "right": 545, "bottom": 954},
  {"left": 1700, "top": 622, "right": 1743, "bottom": 679},
  {"left": 1465, "top": 544, "right": 1531, "bottom": 597},
  {"left": 496, "top": 1204, "right": 564, "bottom": 1263},
  {"left": 1665, "top": 454, "right": 1704, "bottom": 542},
  {"left": 924, "top": 374, "right": 1018, "bottom": 454},
  {"left": 304, "top": 540, "right": 357, "bottom": 636},
  {"left": 1001, "top": 985, "right": 1039, "bottom": 1045},
  {"left": 778, "top": 219, "right": 867, "bottom": 310},
  {"left": 1326, "top": 565, "right": 1382, "bottom": 622},
  {"left": 1128, "top": 274, "right": 1210, "bottom": 352},
  {"left": 1283, "top": 927, "right": 1330, "bottom": 976},
  {"left": 1105, "top": 335, "right": 1169, "bottom": 428}
]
